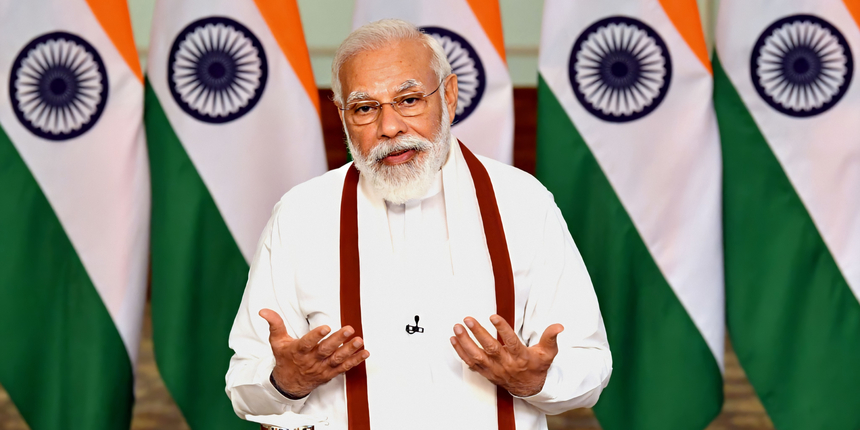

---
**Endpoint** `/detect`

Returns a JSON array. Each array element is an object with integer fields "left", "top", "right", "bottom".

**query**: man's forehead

[{"left": 339, "top": 39, "right": 436, "bottom": 96}]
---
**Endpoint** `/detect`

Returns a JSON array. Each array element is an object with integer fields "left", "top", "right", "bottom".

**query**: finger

[
  {"left": 315, "top": 326, "right": 355, "bottom": 358},
  {"left": 463, "top": 317, "right": 503, "bottom": 357},
  {"left": 537, "top": 323, "right": 564, "bottom": 358},
  {"left": 490, "top": 315, "right": 525, "bottom": 356},
  {"left": 329, "top": 336, "right": 364, "bottom": 366},
  {"left": 452, "top": 324, "right": 488, "bottom": 367},
  {"left": 451, "top": 337, "right": 494, "bottom": 379},
  {"left": 449, "top": 336, "right": 476, "bottom": 367},
  {"left": 259, "top": 309, "right": 292, "bottom": 344},
  {"left": 295, "top": 325, "right": 331, "bottom": 354},
  {"left": 331, "top": 349, "right": 370, "bottom": 375}
]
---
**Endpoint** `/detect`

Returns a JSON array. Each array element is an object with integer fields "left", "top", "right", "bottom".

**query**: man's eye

[
  {"left": 399, "top": 97, "right": 420, "bottom": 107},
  {"left": 353, "top": 105, "right": 377, "bottom": 115}
]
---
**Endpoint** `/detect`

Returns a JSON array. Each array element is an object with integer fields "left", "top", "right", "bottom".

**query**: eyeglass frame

[{"left": 337, "top": 78, "right": 448, "bottom": 125}]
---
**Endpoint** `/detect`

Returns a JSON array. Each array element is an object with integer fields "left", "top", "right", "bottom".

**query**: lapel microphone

[{"left": 405, "top": 315, "right": 424, "bottom": 334}]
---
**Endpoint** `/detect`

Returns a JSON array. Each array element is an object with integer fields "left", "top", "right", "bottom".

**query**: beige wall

[{"left": 127, "top": 0, "right": 719, "bottom": 87}]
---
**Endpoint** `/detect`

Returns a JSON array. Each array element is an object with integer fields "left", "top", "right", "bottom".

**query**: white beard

[{"left": 346, "top": 109, "right": 451, "bottom": 205}]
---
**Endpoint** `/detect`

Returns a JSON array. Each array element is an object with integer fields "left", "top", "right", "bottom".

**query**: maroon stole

[{"left": 339, "top": 142, "right": 516, "bottom": 430}]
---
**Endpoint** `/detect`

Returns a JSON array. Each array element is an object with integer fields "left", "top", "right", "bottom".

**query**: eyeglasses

[{"left": 339, "top": 80, "right": 445, "bottom": 126}]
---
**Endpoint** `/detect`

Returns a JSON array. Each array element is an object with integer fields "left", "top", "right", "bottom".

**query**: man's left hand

[{"left": 450, "top": 315, "right": 563, "bottom": 397}]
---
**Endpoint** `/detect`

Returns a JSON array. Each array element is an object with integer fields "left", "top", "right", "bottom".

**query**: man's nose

[{"left": 376, "top": 103, "right": 408, "bottom": 139}]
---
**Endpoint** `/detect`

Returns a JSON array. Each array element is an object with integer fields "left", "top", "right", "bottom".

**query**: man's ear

[{"left": 443, "top": 74, "right": 458, "bottom": 123}]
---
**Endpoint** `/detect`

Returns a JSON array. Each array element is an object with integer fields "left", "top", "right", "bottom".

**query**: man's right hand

[{"left": 259, "top": 309, "right": 370, "bottom": 398}]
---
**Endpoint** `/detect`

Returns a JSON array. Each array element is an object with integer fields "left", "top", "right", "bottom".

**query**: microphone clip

[{"left": 405, "top": 315, "right": 424, "bottom": 334}]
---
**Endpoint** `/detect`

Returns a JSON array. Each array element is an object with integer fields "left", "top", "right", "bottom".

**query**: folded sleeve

[
  {"left": 225, "top": 200, "right": 312, "bottom": 418},
  {"left": 515, "top": 195, "right": 613, "bottom": 415}
]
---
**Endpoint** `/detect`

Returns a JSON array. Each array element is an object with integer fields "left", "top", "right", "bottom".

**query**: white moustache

[{"left": 368, "top": 135, "right": 432, "bottom": 165}]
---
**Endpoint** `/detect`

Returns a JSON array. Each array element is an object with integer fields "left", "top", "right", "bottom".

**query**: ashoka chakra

[
  {"left": 751, "top": 14, "right": 853, "bottom": 117},
  {"left": 168, "top": 16, "right": 268, "bottom": 124},
  {"left": 569, "top": 16, "right": 672, "bottom": 122},
  {"left": 9, "top": 32, "right": 108, "bottom": 141}
]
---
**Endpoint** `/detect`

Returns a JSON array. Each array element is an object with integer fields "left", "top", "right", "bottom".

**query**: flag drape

[
  {"left": 0, "top": 0, "right": 149, "bottom": 428},
  {"left": 536, "top": 1, "right": 724, "bottom": 428},
  {"left": 146, "top": 0, "right": 327, "bottom": 428},
  {"left": 715, "top": 2, "right": 860, "bottom": 428}
]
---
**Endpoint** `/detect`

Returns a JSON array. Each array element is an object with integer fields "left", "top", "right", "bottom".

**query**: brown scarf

[{"left": 339, "top": 141, "right": 516, "bottom": 430}]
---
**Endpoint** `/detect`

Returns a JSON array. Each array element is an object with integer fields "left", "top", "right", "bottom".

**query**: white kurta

[{"left": 226, "top": 139, "right": 612, "bottom": 430}]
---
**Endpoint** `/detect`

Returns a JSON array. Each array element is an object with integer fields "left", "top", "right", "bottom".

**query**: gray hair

[{"left": 331, "top": 19, "right": 452, "bottom": 105}]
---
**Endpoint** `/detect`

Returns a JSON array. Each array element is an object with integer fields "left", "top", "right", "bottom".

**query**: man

[{"left": 226, "top": 19, "right": 611, "bottom": 430}]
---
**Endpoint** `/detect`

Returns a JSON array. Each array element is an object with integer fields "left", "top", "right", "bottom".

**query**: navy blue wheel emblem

[
  {"left": 9, "top": 32, "right": 108, "bottom": 141},
  {"left": 422, "top": 26, "right": 485, "bottom": 123},
  {"left": 168, "top": 17, "right": 268, "bottom": 124},
  {"left": 751, "top": 14, "right": 853, "bottom": 117},
  {"left": 569, "top": 16, "right": 672, "bottom": 122}
]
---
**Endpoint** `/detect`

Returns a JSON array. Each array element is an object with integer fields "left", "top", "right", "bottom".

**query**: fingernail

[
  {"left": 454, "top": 325, "right": 464, "bottom": 335},
  {"left": 353, "top": 339, "right": 363, "bottom": 348},
  {"left": 490, "top": 316, "right": 500, "bottom": 325},
  {"left": 321, "top": 327, "right": 331, "bottom": 336},
  {"left": 450, "top": 337, "right": 457, "bottom": 346},
  {"left": 362, "top": 351, "right": 370, "bottom": 358},
  {"left": 464, "top": 319, "right": 474, "bottom": 328},
  {"left": 344, "top": 329, "right": 354, "bottom": 337}
]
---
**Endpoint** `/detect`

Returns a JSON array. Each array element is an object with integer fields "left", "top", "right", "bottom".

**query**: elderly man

[{"left": 226, "top": 19, "right": 611, "bottom": 430}]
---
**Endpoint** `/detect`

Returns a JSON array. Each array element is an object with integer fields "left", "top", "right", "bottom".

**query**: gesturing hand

[
  {"left": 450, "top": 315, "right": 563, "bottom": 397},
  {"left": 260, "top": 309, "right": 370, "bottom": 398}
]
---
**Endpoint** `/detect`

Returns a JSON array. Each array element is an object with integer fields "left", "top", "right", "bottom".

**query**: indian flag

[
  {"left": 715, "top": 1, "right": 860, "bottom": 428},
  {"left": 535, "top": 1, "right": 724, "bottom": 428},
  {"left": 0, "top": 0, "right": 148, "bottom": 428},
  {"left": 352, "top": 0, "right": 514, "bottom": 164},
  {"left": 145, "top": 0, "right": 327, "bottom": 428}
]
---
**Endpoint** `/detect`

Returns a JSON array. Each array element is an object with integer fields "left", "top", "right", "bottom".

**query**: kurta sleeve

[
  {"left": 515, "top": 196, "right": 613, "bottom": 415},
  {"left": 225, "top": 199, "right": 311, "bottom": 418}
]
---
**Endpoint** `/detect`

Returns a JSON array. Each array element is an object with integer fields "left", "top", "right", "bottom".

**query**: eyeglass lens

[{"left": 347, "top": 93, "right": 429, "bottom": 125}]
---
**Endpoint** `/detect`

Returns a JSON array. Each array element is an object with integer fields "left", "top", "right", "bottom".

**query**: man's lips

[{"left": 382, "top": 148, "right": 416, "bottom": 165}]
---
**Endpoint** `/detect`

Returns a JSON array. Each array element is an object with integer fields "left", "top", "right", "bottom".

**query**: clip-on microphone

[{"left": 405, "top": 315, "right": 424, "bottom": 334}]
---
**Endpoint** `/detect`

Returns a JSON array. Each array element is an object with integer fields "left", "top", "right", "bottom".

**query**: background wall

[{"left": 127, "top": 0, "right": 719, "bottom": 87}]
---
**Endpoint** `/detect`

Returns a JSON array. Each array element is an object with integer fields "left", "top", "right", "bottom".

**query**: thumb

[
  {"left": 259, "top": 309, "right": 291, "bottom": 342},
  {"left": 538, "top": 323, "right": 564, "bottom": 357}
]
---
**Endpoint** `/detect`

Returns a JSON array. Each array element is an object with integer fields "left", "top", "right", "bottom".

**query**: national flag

[
  {"left": 714, "top": 1, "right": 860, "bottom": 428},
  {"left": 0, "top": 0, "right": 149, "bottom": 428},
  {"left": 145, "top": 0, "right": 327, "bottom": 428},
  {"left": 535, "top": 1, "right": 724, "bottom": 428},
  {"left": 352, "top": 0, "right": 514, "bottom": 163}
]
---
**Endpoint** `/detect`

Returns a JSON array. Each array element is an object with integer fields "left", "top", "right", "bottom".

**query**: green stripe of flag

[
  {"left": 535, "top": 75, "right": 722, "bottom": 430},
  {"left": 0, "top": 125, "right": 133, "bottom": 430},
  {"left": 714, "top": 55, "right": 860, "bottom": 430},
  {"left": 145, "top": 80, "right": 257, "bottom": 430}
]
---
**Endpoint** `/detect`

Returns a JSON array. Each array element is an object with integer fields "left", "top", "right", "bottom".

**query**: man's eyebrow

[
  {"left": 396, "top": 79, "right": 422, "bottom": 93},
  {"left": 345, "top": 80, "right": 423, "bottom": 104},
  {"left": 345, "top": 91, "right": 371, "bottom": 104}
]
